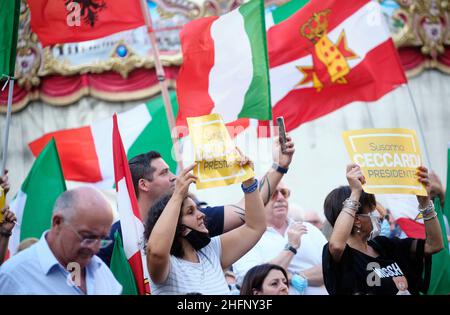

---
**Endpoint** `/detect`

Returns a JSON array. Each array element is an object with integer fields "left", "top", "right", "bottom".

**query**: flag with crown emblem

[{"left": 267, "top": 0, "right": 407, "bottom": 131}]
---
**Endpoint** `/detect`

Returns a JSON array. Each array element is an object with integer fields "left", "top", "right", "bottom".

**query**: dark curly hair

[
  {"left": 240, "top": 264, "right": 289, "bottom": 295},
  {"left": 323, "top": 185, "right": 376, "bottom": 227},
  {"left": 144, "top": 193, "right": 186, "bottom": 258}
]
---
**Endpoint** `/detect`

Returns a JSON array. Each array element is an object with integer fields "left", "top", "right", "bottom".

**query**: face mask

[
  {"left": 368, "top": 216, "right": 381, "bottom": 240},
  {"left": 380, "top": 219, "right": 391, "bottom": 237},
  {"left": 390, "top": 225, "right": 402, "bottom": 238},
  {"left": 182, "top": 225, "right": 211, "bottom": 250}
]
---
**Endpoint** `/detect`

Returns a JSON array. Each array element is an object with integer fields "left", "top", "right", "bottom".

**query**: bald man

[{"left": 0, "top": 187, "right": 122, "bottom": 294}]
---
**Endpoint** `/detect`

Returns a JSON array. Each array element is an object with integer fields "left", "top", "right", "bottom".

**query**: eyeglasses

[
  {"left": 357, "top": 212, "right": 383, "bottom": 223},
  {"left": 271, "top": 188, "right": 290, "bottom": 200},
  {"left": 65, "top": 222, "right": 113, "bottom": 249}
]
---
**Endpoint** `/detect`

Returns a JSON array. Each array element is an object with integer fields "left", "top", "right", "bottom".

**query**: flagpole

[
  {"left": 405, "top": 84, "right": 432, "bottom": 169},
  {"left": 139, "top": 0, "right": 183, "bottom": 171},
  {"left": 1, "top": 77, "right": 14, "bottom": 176}
]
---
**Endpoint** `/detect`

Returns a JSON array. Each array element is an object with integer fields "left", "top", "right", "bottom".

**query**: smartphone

[
  {"left": 277, "top": 116, "right": 287, "bottom": 153},
  {"left": 0, "top": 187, "right": 4, "bottom": 223}
]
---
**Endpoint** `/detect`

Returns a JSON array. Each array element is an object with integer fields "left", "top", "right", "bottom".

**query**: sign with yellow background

[
  {"left": 0, "top": 187, "right": 4, "bottom": 223},
  {"left": 187, "top": 114, "right": 255, "bottom": 189},
  {"left": 342, "top": 128, "right": 427, "bottom": 196}
]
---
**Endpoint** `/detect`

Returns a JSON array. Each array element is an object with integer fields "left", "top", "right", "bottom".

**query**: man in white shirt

[
  {"left": 0, "top": 187, "right": 122, "bottom": 294},
  {"left": 233, "top": 182, "right": 328, "bottom": 295}
]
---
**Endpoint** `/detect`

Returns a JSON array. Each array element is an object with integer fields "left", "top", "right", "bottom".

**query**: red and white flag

[
  {"left": 377, "top": 194, "right": 425, "bottom": 239},
  {"left": 267, "top": 0, "right": 407, "bottom": 131},
  {"left": 112, "top": 113, "right": 150, "bottom": 295}
]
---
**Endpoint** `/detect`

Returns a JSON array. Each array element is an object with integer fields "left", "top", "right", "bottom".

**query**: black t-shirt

[
  {"left": 322, "top": 236, "right": 432, "bottom": 295},
  {"left": 97, "top": 205, "right": 225, "bottom": 266}
]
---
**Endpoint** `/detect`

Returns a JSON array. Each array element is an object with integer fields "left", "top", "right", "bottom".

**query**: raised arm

[
  {"left": 0, "top": 207, "right": 16, "bottom": 265},
  {"left": 416, "top": 166, "right": 444, "bottom": 255},
  {"left": 220, "top": 173, "right": 266, "bottom": 269},
  {"left": 328, "top": 164, "right": 365, "bottom": 263},
  {"left": 146, "top": 164, "right": 197, "bottom": 283},
  {"left": 0, "top": 171, "right": 13, "bottom": 265},
  {"left": 269, "top": 222, "right": 307, "bottom": 271},
  {"left": 222, "top": 136, "right": 295, "bottom": 232}
]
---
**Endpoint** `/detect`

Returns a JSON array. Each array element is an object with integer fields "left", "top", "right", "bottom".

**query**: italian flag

[
  {"left": 265, "top": 0, "right": 309, "bottom": 28},
  {"left": 176, "top": 0, "right": 272, "bottom": 127},
  {"left": 110, "top": 231, "right": 138, "bottom": 295},
  {"left": 9, "top": 139, "right": 66, "bottom": 255},
  {"left": 112, "top": 113, "right": 149, "bottom": 295},
  {"left": 29, "top": 92, "right": 178, "bottom": 188}
]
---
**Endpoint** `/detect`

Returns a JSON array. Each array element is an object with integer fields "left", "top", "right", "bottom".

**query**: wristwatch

[
  {"left": 272, "top": 163, "right": 288, "bottom": 174},
  {"left": 0, "top": 229, "right": 12, "bottom": 237},
  {"left": 284, "top": 243, "right": 297, "bottom": 255}
]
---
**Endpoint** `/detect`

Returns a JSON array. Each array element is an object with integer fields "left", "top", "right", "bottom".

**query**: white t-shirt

[
  {"left": 149, "top": 236, "right": 230, "bottom": 295},
  {"left": 233, "top": 220, "right": 328, "bottom": 295}
]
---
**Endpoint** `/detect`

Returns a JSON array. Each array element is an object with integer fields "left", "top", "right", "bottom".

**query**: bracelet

[
  {"left": 0, "top": 229, "right": 12, "bottom": 237},
  {"left": 241, "top": 179, "right": 258, "bottom": 194},
  {"left": 418, "top": 201, "right": 434, "bottom": 217},
  {"left": 423, "top": 212, "right": 438, "bottom": 222},
  {"left": 343, "top": 198, "right": 361, "bottom": 212},
  {"left": 272, "top": 163, "right": 288, "bottom": 174}
]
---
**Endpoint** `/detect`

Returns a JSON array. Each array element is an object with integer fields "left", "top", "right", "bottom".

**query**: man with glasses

[
  {"left": 99, "top": 136, "right": 296, "bottom": 266},
  {"left": 0, "top": 187, "right": 122, "bottom": 294},
  {"left": 232, "top": 182, "right": 328, "bottom": 295}
]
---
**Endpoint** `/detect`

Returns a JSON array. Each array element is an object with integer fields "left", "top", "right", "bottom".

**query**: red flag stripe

[
  {"left": 29, "top": 127, "right": 102, "bottom": 182},
  {"left": 176, "top": 16, "right": 219, "bottom": 128},
  {"left": 27, "top": 0, "right": 145, "bottom": 47},
  {"left": 112, "top": 114, "right": 148, "bottom": 295},
  {"left": 396, "top": 218, "right": 425, "bottom": 239},
  {"left": 271, "top": 39, "right": 406, "bottom": 131},
  {"left": 267, "top": 0, "right": 371, "bottom": 68},
  {"left": 112, "top": 116, "right": 142, "bottom": 220}
]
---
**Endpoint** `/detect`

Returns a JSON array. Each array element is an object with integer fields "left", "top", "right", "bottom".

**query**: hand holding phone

[{"left": 277, "top": 116, "right": 287, "bottom": 154}]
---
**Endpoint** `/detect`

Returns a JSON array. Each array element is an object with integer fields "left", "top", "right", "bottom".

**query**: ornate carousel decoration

[{"left": 380, "top": 0, "right": 450, "bottom": 76}]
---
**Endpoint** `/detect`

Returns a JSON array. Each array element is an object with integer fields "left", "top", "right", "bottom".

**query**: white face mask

[{"left": 368, "top": 216, "right": 381, "bottom": 241}]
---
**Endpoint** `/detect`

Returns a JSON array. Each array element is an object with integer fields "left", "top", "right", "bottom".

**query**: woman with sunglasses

[
  {"left": 233, "top": 181, "right": 328, "bottom": 295},
  {"left": 322, "top": 164, "right": 444, "bottom": 295}
]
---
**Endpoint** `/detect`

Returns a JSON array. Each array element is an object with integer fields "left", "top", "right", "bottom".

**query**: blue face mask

[
  {"left": 380, "top": 219, "right": 391, "bottom": 237},
  {"left": 390, "top": 225, "right": 403, "bottom": 238},
  {"left": 291, "top": 274, "right": 308, "bottom": 295}
]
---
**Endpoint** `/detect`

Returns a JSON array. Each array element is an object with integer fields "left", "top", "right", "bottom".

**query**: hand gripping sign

[
  {"left": 187, "top": 114, "right": 255, "bottom": 189},
  {"left": 342, "top": 128, "right": 427, "bottom": 196}
]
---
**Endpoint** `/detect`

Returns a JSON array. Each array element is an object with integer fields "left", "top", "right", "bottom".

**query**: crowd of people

[{"left": 0, "top": 134, "right": 447, "bottom": 295}]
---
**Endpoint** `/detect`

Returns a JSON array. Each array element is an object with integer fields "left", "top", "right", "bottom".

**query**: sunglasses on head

[{"left": 272, "top": 188, "right": 290, "bottom": 200}]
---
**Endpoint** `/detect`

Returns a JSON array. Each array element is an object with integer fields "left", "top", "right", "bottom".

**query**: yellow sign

[
  {"left": 187, "top": 114, "right": 255, "bottom": 189},
  {"left": 0, "top": 187, "right": 4, "bottom": 223},
  {"left": 342, "top": 128, "right": 427, "bottom": 196}
]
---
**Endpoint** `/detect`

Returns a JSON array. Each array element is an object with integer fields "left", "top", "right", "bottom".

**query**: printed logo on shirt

[
  {"left": 366, "top": 262, "right": 410, "bottom": 294},
  {"left": 372, "top": 262, "right": 404, "bottom": 278}
]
